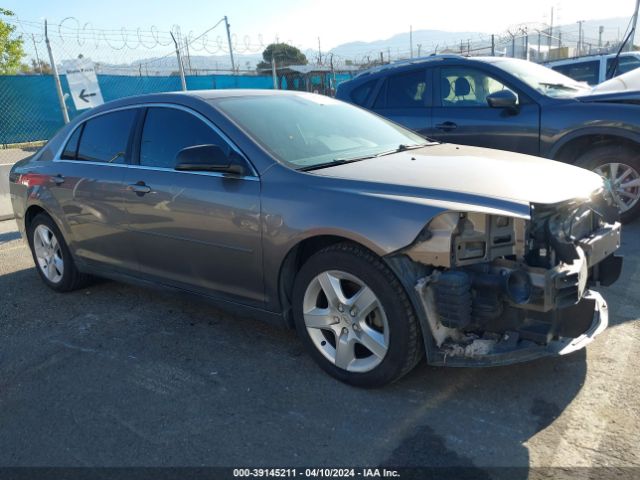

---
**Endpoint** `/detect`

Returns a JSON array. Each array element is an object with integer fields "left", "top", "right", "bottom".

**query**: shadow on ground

[{"left": 0, "top": 263, "right": 589, "bottom": 474}]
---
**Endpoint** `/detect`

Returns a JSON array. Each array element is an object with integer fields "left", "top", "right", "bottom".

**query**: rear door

[
  {"left": 123, "top": 105, "right": 263, "bottom": 306},
  {"left": 48, "top": 108, "right": 139, "bottom": 270},
  {"left": 430, "top": 65, "right": 540, "bottom": 155},
  {"left": 370, "top": 68, "right": 433, "bottom": 136}
]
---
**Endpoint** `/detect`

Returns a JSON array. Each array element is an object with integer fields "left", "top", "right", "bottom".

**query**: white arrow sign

[{"left": 64, "top": 58, "right": 104, "bottom": 110}]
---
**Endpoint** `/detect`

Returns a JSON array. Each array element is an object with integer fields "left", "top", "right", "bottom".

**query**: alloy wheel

[
  {"left": 33, "top": 224, "right": 64, "bottom": 283},
  {"left": 594, "top": 162, "right": 640, "bottom": 213},
  {"left": 302, "top": 270, "right": 390, "bottom": 373}
]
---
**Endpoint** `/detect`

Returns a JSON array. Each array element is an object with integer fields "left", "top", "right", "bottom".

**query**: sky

[{"left": 3, "top": 0, "right": 637, "bottom": 51}]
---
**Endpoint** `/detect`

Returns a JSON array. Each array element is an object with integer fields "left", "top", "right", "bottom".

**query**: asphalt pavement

[{"left": 0, "top": 218, "right": 638, "bottom": 475}]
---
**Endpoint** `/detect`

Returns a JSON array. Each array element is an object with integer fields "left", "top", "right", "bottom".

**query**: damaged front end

[{"left": 388, "top": 188, "right": 623, "bottom": 366}]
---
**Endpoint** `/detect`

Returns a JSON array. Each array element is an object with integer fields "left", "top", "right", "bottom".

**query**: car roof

[
  {"left": 546, "top": 52, "right": 640, "bottom": 66},
  {"left": 70, "top": 89, "right": 316, "bottom": 123},
  {"left": 351, "top": 54, "right": 519, "bottom": 80}
]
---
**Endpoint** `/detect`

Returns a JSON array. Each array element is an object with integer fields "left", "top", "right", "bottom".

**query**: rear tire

[
  {"left": 575, "top": 145, "right": 640, "bottom": 223},
  {"left": 292, "top": 242, "right": 423, "bottom": 387},
  {"left": 27, "top": 213, "right": 89, "bottom": 292}
]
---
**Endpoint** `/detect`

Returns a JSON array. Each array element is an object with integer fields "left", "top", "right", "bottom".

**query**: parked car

[
  {"left": 9, "top": 91, "right": 622, "bottom": 386},
  {"left": 336, "top": 55, "right": 640, "bottom": 222},
  {"left": 546, "top": 52, "right": 640, "bottom": 85}
]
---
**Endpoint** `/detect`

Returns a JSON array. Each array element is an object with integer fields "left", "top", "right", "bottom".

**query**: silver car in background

[{"left": 9, "top": 90, "right": 623, "bottom": 386}]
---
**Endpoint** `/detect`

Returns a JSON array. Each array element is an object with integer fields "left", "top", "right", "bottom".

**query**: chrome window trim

[
  {"left": 52, "top": 102, "right": 260, "bottom": 180},
  {"left": 52, "top": 159, "right": 259, "bottom": 181}
]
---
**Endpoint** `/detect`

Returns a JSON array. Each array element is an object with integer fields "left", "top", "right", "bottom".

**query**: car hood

[
  {"left": 311, "top": 144, "right": 604, "bottom": 211},
  {"left": 578, "top": 67, "right": 640, "bottom": 103}
]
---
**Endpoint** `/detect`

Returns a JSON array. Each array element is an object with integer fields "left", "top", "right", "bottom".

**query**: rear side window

[
  {"left": 552, "top": 61, "right": 599, "bottom": 85},
  {"left": 139, "top": 107, "right": 230, "bottom": 169},
  {"left": 76, "top": 110, "right": 137, "bottom": 163},
  {"left": 374, "top": 70, "right": 427, "bottom": 109},
  {"left": 350, "top": 80, "right": 376, "bottom": 106},
  {"left": 61, "top": 125, "right": 83, "bottom": 160}
]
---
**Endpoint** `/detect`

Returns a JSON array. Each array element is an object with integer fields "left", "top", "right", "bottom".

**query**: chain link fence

[{"left": 0, "top": 18, "right": 356, "bottom": 154}]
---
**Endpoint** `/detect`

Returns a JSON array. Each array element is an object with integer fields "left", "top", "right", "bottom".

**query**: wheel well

[
  {"left": 278, "top": 235, "right": 369, "bottom": 329},
  {"left": 24, "top": 205, "right": 47, "bottom": 230},
  {"left": 554, "top": 134, "right": 640, "bottom": 164}
]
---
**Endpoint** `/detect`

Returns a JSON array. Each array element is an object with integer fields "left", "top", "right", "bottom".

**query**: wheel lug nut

[
  {"left": 337, "top": 305, "right": 344, "bottom": 312},
  {"left": 350, "top": 308, "right": 357, "bottom": 317},
  {"left": 342, "top": 327, "right": 348, "bottom": 335},
  {"left": 333, "top": 316, "right": 340, "bottom": 323}
]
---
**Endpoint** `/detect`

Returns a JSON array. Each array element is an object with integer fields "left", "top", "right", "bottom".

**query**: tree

[
  {"left": 0, "top": 8, "right": 25, "bottom": 74},
  {"left": 20, "top": 59, "right": 52, "bottom": 75},
  {"left": 257, "top": 43, "right": 307, "bottom": 71}
]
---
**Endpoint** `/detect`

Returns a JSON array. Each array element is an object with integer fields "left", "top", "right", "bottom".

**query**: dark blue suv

[{"left": 336, "top": 55, "right": 640, "bottom": 222}]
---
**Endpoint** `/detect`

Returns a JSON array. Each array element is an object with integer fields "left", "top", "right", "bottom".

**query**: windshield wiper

[
  {"left": 298, "top": 143, "right": 432, "bottom": 172},
  {"left": 299, "top": 158, "right": 369, "bottom": 171}
]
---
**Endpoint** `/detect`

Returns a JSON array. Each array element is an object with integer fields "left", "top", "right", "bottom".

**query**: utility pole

[
  {"left": 224, "top": 16, "right": 236, "bottom": 73},
  {"left": 548, "top": 7, "right": 554, "bottom": 51},
  {"left": 410, "top": 25, "right": 413, "bottom": 58},
  {"left": 44, "top": 19, "right": 69, "bottom": 124},
  {"left": 170, "top": 31, "right": 187, "bottom": 91},
  {"left": 508, "top": 31, "right": 516, "bottom": 58},
  {"left": 491, "top": 34, "right": 495, "bottom": 56},
  {"left": 380, "top": 51, "right": 384, "bottom": 64},
  {"left": 630, "top": 0, "right": 640, "bottom": 51},
  {"left": 537, "top": 31, "right": 541, "bottom": 61},
  {"left": 417, "top": 44, "right": 422, "bottom": 56},
  {"left": 31, "top": 34, "right": 42, "bottom": 74},
  {"left": 525, "top": 28, "right": 529, "bottom": 61},
  {"left": 317, "top": 37, "right": 322, "bottom": 65},
  {"left": 577, "top": 20, "right": 585, "bottom": 56},
  {"left": 271, "top": 57, "right": 278, "bottom": 89}
]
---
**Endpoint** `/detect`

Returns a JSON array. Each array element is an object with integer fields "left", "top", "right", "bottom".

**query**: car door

[
  {"left": 47, "top": 108, "right": 140, "bottom": 270},
  {"left": 430, "top": 65, "right": 540, "bottom": 155},
  {"left": 123, "top": 105, "right": 263, "bottom": 307},
  {"left": 370, "top": 68, "right": 433, "bottom": 136}
]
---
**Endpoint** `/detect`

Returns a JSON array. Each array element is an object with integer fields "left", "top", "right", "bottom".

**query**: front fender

[{"left": 260, "top": 165, "right": 531, "bottom": 312}]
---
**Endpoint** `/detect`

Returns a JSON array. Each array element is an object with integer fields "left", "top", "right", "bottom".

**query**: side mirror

[
  {"left": 175, "top": 144, "right": 245, "bottom": 175},
  {"left": 486, "top": 90, "right": 518, "bottom": 110}
]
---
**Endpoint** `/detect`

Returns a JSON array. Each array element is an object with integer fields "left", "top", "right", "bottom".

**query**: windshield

[
  {"left": 490, "top": 58, "right": 591, "bottom": 98},
  {"left": 214, "top": 93, "right": 429, "bottom": 170}
]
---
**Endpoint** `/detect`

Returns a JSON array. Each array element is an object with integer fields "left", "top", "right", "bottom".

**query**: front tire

[
  {"left": 575, "top": 145, "right": 640, "bottom": 223},
  {"left": 292, "top": 243, "right": 423, "bottom": 387},
  {"left": 27, "top": 213, "right": 89, "bottom": 292}
]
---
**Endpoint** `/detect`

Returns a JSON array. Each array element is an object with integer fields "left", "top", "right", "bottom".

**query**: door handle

[
  {"left": 51, "top": 174, "right": 65, "bottom": 185},
  {"left": 128, "top": 182, "right": 152, "bottom": 196},
  {"left": 435, "top": 121, "right": 458, "bottom": 132}
]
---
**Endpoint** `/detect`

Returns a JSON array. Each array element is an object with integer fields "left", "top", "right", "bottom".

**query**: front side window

[
  {"left": 440, "top": 67, "right": 517, "bottom": 107},
  {"left": 76, "top": 110, "right": 137, "bottom": 164},
  {"left": 139, "top": 107, "right": 231, "bottom": 169},
  {"left": 375, "top": 70, "right": 428, "bottom": 108}
]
